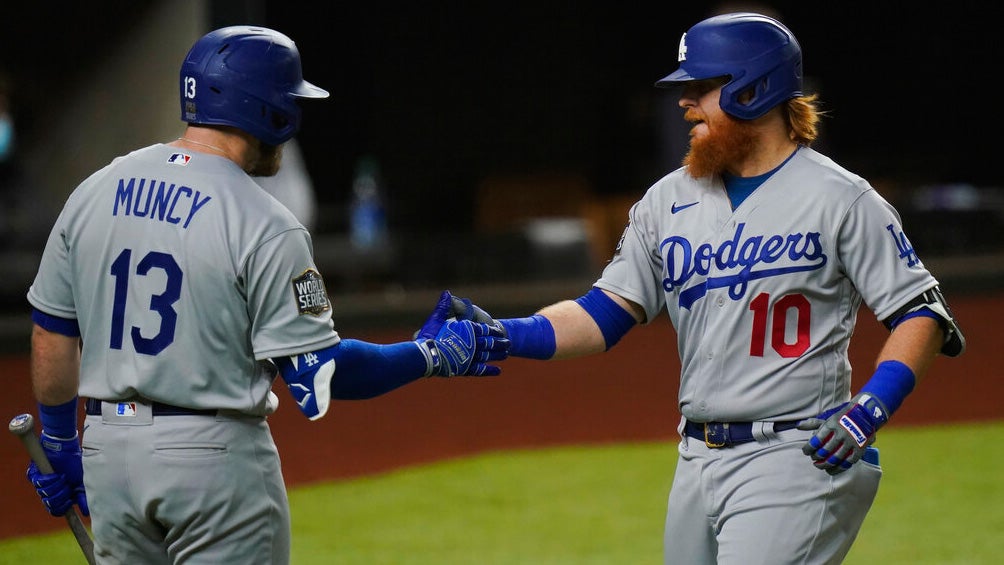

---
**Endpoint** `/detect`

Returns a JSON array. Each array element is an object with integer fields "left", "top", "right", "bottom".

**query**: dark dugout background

[
  {"left": 4, "top": 2, "right": 1000, "bottom": 231},
  {"left": 1, "top": 2, "right": 1001, "bottom": 302}
]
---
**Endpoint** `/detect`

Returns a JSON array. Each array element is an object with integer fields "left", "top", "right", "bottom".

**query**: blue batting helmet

[
  {"left": 655, "top": 12, "right": 802, "bottom": 120},
  {"left": 180, "top": 26, "right": 328, "bottom": 146}
]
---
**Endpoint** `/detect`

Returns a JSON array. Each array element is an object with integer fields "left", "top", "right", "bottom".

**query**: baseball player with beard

[
  {"left": 22, "top": 26, "right": 507, "bottom": 564},
  {"left": 461, "top": 12, "right": 966, "bottom": 564}
]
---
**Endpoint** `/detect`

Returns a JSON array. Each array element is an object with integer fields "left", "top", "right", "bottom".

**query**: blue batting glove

[
  {"left": 415, "top": 290, "right": 456, "bottom": 341},
  {"left": 40, "top": 432, "right": 85, "bottom": 488},
  {"left": 446, "top": 295, "right": 507, "bottom": 336},
  {"left": 27, "top": 461, "right": 84, "bottom": 516},
  {"left": 26, "top": 432, "right": 89, "bottom": 516},
  {"left": 415, "top": 290, "right": 507, "bottom": 341},
  {"left": 418, "top": 319, "right": 510, "bottom": 377},
  {"left": 798, "top": 393, "right": 889, "bottom": 475}
]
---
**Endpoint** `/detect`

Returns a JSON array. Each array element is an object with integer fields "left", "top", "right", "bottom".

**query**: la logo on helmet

[{"left": 678, "top": 33, "right": 688, "bottom": 62}]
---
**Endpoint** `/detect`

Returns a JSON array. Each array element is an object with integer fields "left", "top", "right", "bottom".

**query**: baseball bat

[{"left": 9, "top": 413, "right": 96, "bottom": 565}]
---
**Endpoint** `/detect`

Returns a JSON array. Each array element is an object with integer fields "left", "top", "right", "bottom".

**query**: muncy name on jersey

[{"left": 112, "top": 177, "right": 212, "bottom": 229}]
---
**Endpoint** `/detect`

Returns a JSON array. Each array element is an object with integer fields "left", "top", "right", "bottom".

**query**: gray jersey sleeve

[
  {"left": 245, "top": 228, "right": 340, "bottom": 360},
  {"left": 594, "top": 190, "right": 671, "bottom": 324},
  {"left": 26, "top": 204, "right": 79, "bottom": 319},
  {"left": 835, "top": 188, "right": 940, "bottom": 321}
]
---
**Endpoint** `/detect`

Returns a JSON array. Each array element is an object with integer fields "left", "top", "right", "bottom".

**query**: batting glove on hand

[
  {"left": 418, "top": 319, "right": 510, "bottom": 377},
  {"left": 26, "top": 432, "right": 89, "bottom": 516},
  {"left": 445, "top": 294, "right": 507, "bottom": 336},
  {"left": 798, "top": 392, "right": 890, "bottom": 475},
  {"left": 415, "top": 290, "right": 507, "bottom": 340}
]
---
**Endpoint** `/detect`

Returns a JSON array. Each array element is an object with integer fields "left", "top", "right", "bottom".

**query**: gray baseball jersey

[
  {"left": 595, "top": 146, "right": 939, "bottom": 423},
  {"left": 27, "top": 144, "right": 340, "bottom": 415}
]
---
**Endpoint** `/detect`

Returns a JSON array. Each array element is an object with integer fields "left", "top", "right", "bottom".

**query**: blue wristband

[
  {"left": 38, "top": 397, "right": 79, "bottom": 439},
  {"left": 860, "top": 360, "right": 916, "bottom": 415},
  {"left": 573, "top": 288, "right": 636, "bottom": 350},
  {"left": 499, "top": 315, "right": 556, "bottom": 360}
]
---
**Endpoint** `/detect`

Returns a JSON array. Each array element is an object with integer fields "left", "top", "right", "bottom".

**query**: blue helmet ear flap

[
  {"left": 180, "top": 26, "right": 328, "bottom": 146},
  {"left": 655, "top": 12, "right": 803, "bottom": 120}
]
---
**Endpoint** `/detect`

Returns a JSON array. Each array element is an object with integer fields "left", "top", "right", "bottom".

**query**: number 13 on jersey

[{"left": 109, "top": 248, "right": 183, "bottom": 355}]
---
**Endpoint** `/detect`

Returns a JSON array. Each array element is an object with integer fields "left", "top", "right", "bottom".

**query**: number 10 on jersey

[{"left": 748, "top": 292, "right": 810, "bottom": 358}]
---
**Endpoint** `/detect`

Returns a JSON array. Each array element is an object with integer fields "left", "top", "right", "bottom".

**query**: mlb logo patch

[
  {"left": 167, "top": 152, "right": 192, "bottom": 165},
  {"left": 115, "top": 402, "right": 138, "bottom": 417}
]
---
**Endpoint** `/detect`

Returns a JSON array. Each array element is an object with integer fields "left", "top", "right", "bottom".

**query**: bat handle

[{"left": 9, "top": 413, "right": 97, "bottom": 565}]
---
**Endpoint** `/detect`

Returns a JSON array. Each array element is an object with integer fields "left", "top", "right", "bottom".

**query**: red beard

[{"left": 682, "top": 109, "right": 758, "bottom": 179}]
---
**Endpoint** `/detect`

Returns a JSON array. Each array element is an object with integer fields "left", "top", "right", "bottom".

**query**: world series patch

[{"left": 291, "top": 269, "right": 330, "bottom": 316}]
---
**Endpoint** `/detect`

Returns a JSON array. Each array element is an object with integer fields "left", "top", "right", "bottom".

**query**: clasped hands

[{"left": 416, "top": 291, "right": 510, "bottom": 377}]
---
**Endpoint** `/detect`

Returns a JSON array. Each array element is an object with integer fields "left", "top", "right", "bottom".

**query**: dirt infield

[{"left": 1, "top": 290, "right": 1000, "bottom": 539}]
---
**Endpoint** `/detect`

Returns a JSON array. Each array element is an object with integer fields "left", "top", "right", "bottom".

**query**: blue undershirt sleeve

[
  {"left": 573, "top": 287, "right": 636, "bottom": 350},
  {"left": 275, "top": 339, "right": 429, "bottom": 400},
  {"left": 32, "top": 308, "right": 81, "bottom": 337},
  {"left": 327, "top": 339, "right": 430, "bottom": 399},
  {"left": 887, "top": 306, "right": 941, "bottom": 330}
]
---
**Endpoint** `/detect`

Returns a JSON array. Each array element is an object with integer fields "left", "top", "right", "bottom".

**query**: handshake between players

[{"left": 274, "top": 290, "right": 510, "bottom": 421}]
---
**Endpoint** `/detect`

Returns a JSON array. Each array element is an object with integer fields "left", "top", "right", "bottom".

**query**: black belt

[
  {"left": 684, "top": 420, "right": 801, "bottom": 448},
  {"left": 85, "top": 398, "right": 217, "bottom": 417}
]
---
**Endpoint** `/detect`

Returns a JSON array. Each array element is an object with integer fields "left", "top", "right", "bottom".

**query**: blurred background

[
  {"left": 0, "top": 0, "right": 1001, "bottom": 345},
  {"left": 1, "top": 1, "right": 1002, "bottom": 548}
]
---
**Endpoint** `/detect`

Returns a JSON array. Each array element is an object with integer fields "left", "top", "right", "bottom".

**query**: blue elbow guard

[
  {"left": 574, "top": 288, "right": 636, "bottom": 350},
  {"left": 882, "top": 287, "right": 965, "bottom": 357}
]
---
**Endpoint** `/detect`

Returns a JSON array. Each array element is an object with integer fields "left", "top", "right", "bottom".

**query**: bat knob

[{"left": 8, "top": 413, "right": 35, "bottom": 435}]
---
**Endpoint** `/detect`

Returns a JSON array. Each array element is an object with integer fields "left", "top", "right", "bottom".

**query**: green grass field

[{"left": 2, "top": 421, "right": 1001, "bottom": 564}]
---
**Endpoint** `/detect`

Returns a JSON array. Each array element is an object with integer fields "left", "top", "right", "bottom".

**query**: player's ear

[{"left": 737, "top": 86, "right": 756, "bottom": 106}]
